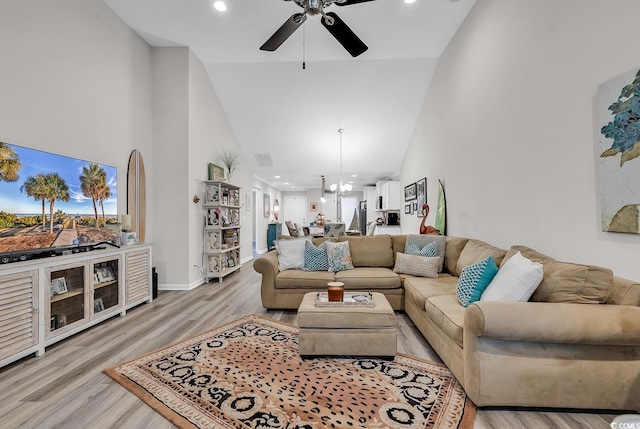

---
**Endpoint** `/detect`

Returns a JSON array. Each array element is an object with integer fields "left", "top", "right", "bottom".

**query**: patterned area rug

[{"left": 104, "top": 315, "right": 475, "bottom": 429}]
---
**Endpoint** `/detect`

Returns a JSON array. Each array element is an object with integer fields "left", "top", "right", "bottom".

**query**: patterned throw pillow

[
  {"left": 393, "top": 253, "right": 439, "bottom": 278},
  {"left": 406, "top": 240, "right": 438, "bottom": 257},
  {"left": 325, "top": 241, "right": 354, "bottom": 272},
  {"left": 481, "top": 251, "right": 544, "bottom": 302},
  {"left": 456, "top": 256, "right": 499, "bottom": 307},
  {"left": 303, "top": 240, "right": 328, "bottom": 271},
  {"left": 404, "top": 235, "right": 446, "bottom": 272}
]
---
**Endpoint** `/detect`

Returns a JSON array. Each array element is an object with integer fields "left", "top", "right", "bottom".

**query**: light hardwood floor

[{"left": 0, "top": 260, "right": 620, "bottom": 428}]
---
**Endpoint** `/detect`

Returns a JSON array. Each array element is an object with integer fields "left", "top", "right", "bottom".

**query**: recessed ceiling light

[
  {"left": 284, "top": 182, "right": 289, "bottom": 185},
  {"left": 213, "top": 1, "right": 227, "bottom": 12},
  {"left": 275, "top": 175, "right": 280, "bottom": 179},
  {"left": 291, "top": 186, "right": 296, "bottom": 189},
  {"left": 351, "top": 174, "right": 358, "bottom": 178},
  {"left": 404, "top": 0, "right": 416, "bottom": 3}
]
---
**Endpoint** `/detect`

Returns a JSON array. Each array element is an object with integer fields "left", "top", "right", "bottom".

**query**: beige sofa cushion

[
  {"left": 425, "top": 295, "right": 465, "bottom": 347},
  {"left": 338, "top": 235, "right": 394, "bottom": 268},
  {"left": 276, "top": 270, "right": 335, "bottom": 289},
  {"left": 403, "top": 274, "right": 458, "bottom": 310},
  {"left": 455, "top": 239, "right": 507, "bottom": 276},
  {"left": 607, "top": 277, "right": 640, "bottom": 306},
  {"left": 335, "top": 267, "right": 401, "bottom": 290},
  {"left": 444, "top": 236, "right": 469, "bottom": 275},
  {"left": 391, "top": 235, "right": 408, "bottom": 260},
  {"left": 504, "top": 246, "right": 613, "bottom": 304}
]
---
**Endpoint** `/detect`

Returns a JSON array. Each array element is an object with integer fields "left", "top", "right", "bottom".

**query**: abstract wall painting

[{"left": 597, "top": 67, "right": 640, "bottom": 234}]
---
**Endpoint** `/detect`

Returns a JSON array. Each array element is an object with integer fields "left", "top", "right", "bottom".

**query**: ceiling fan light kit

[{"left": 260, "top": 0, "right": 375, "bottom": 57}]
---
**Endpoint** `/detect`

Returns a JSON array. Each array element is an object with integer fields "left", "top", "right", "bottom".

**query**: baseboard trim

[{"left": 159, "top": 277, "right": 205, "bottom": 291}]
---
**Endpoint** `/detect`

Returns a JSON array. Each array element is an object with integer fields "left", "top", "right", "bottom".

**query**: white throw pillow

[
  {"left": 480, "top": 251, "right": 544, "bottom": 302},
  {"left": 275, "top": 237, "right": 310, "bottom": 271},
  {"left": 393, "top": 253, "right": 439, "bottom": 278}
]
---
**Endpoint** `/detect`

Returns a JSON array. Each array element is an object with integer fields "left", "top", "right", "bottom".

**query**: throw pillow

[
  {"left": 326, "top": 240, "right": 354, "bottom": 272},
  {"left": 405, "top": 235, "right": 446, "bottom": 272},
  {"left": 302, "top": 240, "right": 328, "bottom": 271},
  {"left": 393, "top": 253, "right": 439, "bottom": 278},
  {"left": 456, "top": 256, "right": 499, "bottom": 307},
  {"left": 406, "top": 240, "right": 438, "bottom": 257},
  {"left": 481, "top": 251, "right": 544, "bottom": 302},
  {"left": 275, "top": 237, "right": 310, "bottom": 271}
]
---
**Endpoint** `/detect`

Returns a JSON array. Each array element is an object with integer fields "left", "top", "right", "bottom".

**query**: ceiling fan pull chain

[{"left": 302, "top": 22, "right": 306, "bottom": 70}]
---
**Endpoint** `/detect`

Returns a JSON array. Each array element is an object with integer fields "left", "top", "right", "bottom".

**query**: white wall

[
  {"left": 152, "top": 47, "right": 258, "bottom": 288},
  {"left": 0, "top": 1, "right": 265, "bottom": 290},
  {"left": 400, "top": 0, "right": 640, "bottom": 280},
  {"left": 187, "top": 50, "right": 256, "bottom": 285},
  {"left": 0, "top": 1, "right": 153, "bottom": 236},
  {"left": 151, "top": 48, "right": 190, "bottom": 287}
]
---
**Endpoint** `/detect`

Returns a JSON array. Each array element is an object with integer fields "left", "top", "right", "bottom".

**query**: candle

[{"left": 119, "top": 214, "right": 131, "bottom": 231}]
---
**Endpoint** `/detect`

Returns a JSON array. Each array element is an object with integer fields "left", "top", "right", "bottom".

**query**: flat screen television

[{"left": 0, "top": 141, "right": 119, "bottom": 263}]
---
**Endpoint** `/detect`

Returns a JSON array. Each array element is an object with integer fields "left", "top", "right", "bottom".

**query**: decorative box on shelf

[{"left": 120, "top": 231, "right": 137, "bottom": 246}]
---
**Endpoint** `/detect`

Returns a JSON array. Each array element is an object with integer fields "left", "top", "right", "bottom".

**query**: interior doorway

[
  {"left": 283, "top": 196, "right": 308, "bottom": 232},
  {"left": 252, "top": 189, "right": 259, "bottom": 257},
  {"left": 340, "top": 196, "right": 358, "bottom": 226}
]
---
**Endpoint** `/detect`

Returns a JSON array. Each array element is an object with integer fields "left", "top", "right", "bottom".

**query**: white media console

[{"left": 0, "top": 243, "right": 152, "bottom": 369}]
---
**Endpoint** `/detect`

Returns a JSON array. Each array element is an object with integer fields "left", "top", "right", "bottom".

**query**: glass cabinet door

[
  {"left": 91, "top": 257, "right": 121, "bottom": 317},
  {"left": 47, "top": 263, "right": 88, "bottom": 337}
]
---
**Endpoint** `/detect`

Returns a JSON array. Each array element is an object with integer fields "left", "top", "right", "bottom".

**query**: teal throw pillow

[
  {"left": 326, "top": 241, "right": 354, "bottom": 272},
  {"left": 406, "top": 240, "right": 438, "bottom": 257},
  {"left": 456, "top": 256, "right": 499, "bottom": 307},
  {"left": 303, "top": 240, "right": 328, "bottom": 271}
]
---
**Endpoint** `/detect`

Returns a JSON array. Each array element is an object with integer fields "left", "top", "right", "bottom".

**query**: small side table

[{"left": 267, "top": 222, "right": 282, "bottom": 250}]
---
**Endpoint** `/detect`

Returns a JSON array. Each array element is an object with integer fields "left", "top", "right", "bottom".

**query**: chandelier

[{"left": 330, "top": 129, "right": 352, "bottom": 195}]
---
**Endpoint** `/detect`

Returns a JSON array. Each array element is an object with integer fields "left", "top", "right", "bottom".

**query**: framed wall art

[
  {"left": 416, "top": 177, "right": 427, "bottom": 217},
  {"left": 208, "top": 163, "right": 225, "bottom": 181},
  {"left": 263, "top": 194, "right": 271, "bottom": 218},
  {"left": 404, "top": 182, "right": 417, "bottom": 201},
  {"left": 597, "top": 66, "right": 640, "bottom": 234}
]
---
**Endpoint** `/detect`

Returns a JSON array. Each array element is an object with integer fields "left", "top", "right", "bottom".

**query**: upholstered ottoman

[{"left": 297, "top": 292, "right": 397, "bottom": 358}]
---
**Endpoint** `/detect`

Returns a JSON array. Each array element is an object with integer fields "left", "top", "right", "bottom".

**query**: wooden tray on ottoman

[{"left": 315, "top": 291, "right": 374, "bottom": 307}]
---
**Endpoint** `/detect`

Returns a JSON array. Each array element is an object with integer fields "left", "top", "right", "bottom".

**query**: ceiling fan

[{"left": 260, "top": 0, "right": 375, "bottom": 57}]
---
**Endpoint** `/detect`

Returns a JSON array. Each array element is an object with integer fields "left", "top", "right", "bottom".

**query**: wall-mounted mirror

[{"left": 273, "top": 199, "right": 280, "bottom": 221}]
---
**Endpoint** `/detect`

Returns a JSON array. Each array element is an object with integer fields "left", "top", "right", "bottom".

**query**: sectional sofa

[{"left": 253, "top": 234, "right": 640, "bottom": 410}]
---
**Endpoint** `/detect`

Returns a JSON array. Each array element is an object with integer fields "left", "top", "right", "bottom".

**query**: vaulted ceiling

[{"left": 102, "top": 0, "right": 476, "bottom": 190}]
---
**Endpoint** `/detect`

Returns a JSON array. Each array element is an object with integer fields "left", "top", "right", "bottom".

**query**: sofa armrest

[
  {"left": 253, "top": 250, "right": 280, "bottom": 309},
  {"left": 465, "top": 301, "right": 640, "bottom": 346}
]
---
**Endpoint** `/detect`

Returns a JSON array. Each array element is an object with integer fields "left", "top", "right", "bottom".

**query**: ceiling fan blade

[
  {"left": 260, "top": 13, "right": 307, "bottom": 51},
  {"left": 335, "top": 0, "right": 376, "bottom": 6},
  {"left": 321, "top": 12, "right": 368, "bottom": 57}
]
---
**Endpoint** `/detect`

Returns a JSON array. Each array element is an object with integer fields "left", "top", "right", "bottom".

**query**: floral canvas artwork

[{"left": 597, "top": 67, "right": 640, "bottom": 234}]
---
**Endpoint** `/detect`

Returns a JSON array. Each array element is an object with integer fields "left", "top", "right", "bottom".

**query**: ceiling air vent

[{"left": 254, "top": 153, "right": 274, "bottom": 167}]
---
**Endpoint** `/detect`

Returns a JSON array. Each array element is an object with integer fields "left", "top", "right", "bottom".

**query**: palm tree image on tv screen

[{"left": 0, "top": 142, "right": 119, "bottom": 259}]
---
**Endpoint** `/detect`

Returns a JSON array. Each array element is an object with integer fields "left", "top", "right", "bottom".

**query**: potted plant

[{"left": 219, "top": 150, "right": 241, "bottom": 181}]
